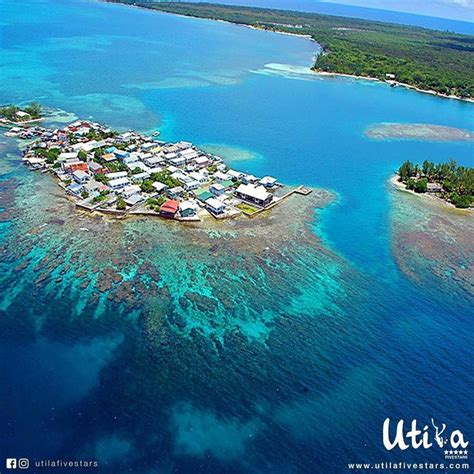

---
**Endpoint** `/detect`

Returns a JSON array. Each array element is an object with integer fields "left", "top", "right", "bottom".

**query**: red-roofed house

[
  {"left": 68, "top": 162, "right": 89, "bottom": 174},
  {"left": 159, "top": 200, "right": 179, "bottom": 219},
  {"left": 63, "top": 162, "right": 89, "bottom": 174}
]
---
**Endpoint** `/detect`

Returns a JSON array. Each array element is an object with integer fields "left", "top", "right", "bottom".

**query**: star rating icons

[{"left": 444, "top": 449, "right": 469, "bottom": 457}]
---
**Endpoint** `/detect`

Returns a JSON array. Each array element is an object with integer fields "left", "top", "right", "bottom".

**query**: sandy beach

[{"left": 389, "top": 174, "right": 473, "bottom": 213}]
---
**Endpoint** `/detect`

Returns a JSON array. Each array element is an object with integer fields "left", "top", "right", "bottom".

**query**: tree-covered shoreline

[
  {"left": 105, "top": 1, "right": 474, "bottom": 99},
  {"left": 398, "top": 159, "right": 473, "bottom": 208}
]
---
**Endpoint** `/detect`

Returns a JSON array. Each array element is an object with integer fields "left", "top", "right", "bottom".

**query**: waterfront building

[
  {"left": 179, "top": 201, "right": 197, "bottom": 217},
  {"left": 159, "top": 200, "right": 179, "bottom": 218},
  {"left": 260, "top": 176, "right": 277, "bottom": 188},
  {"left": 206, "top": 197, "right": 226, "bottom": 215},
  {"left": 236, "top": 184, "right": 273, "bottom": 207}
]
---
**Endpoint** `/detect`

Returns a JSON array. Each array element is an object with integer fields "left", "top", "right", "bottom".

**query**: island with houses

[
  {"left": 395, "top": 159, "right": 473, "bottom": 209},
  {"left": 0, "top": 102, "right": 43, "bottom": 125},
  {"left": 5, "top": 117, "right": 311, "bottom": 221}
]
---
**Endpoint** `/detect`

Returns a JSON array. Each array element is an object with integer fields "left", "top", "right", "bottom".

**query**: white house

[
  {"left": 152, "top": 182, "right": 168, "bottom": 194},
  {"left": 105, "top": 171, "right": 128, "bottom": 180},
  {"left": 259, "top": 176, "right": 277, "bottom": 188},
  {"left": 164, "top": 152, "right": 178, "bottom": 161},
  {"left": 194, "top": 156, "right": 209, "bottom": 167},
  {"left": 180, "top": 149, "right": 199, "bottom": 162},
  {"left": 179, "top": 200, "right": 197, "bottom": 218},
  {"left": 125, "top": 194, "right": 145, "bottom": 206},
  {"left": 121, "top": 184, "right": 141, "bottom": 198},
  {"left": 184, "top": 180, "right": 200, "bottom": 191},
  {"left": 170, "top": 157, "right": 186, "bottom": 167},
  {"left": 108, "top": 177, "right": 130, "bottom": 190},
  {"left": 214, "top": 171, "right": 230, "bottom": 183},
  {"left": 242, "top": 174, "right": 258, "bottom": 185},
  {"left": 236, "top": 184, "right": 272, "bottom": 207},
  {"left": 209, "top": 183, "right": 225, "bottom": 196},
  {"left": 227, "top": 169, "right": 243, "bottom": 180},
  {"left": 189, "top": 171, "right": 208, "bottom": 184},
  {"left": 132, "top": 172, "right": 150, "bottom": 182},
  {"left": 167, "top": 186, "right": 184, "bottom": 198},
  {"left": 171, "top": 171, "right": 190, "bottom": 183},
  {"left": 72, "top": 170, "right": 89, "bottom": 184},
  {"left": 58, "top": 152, "right": 78, "bottom": 162},
  {"left": 206, "top": 198, "right": 226, "bottom": 215},
  {"left": 144, "top": 156, "right": 164, "bottom": 167},
  {"left": 124, "top": 153, "right": 140, "bottom": 165}
]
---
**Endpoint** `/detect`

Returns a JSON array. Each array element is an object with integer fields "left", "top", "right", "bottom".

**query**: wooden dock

[{"left": 241, "top": 185, "right": 312, "bottom": 218}]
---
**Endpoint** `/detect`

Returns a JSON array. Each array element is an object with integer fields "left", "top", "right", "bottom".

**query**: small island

[
  {"left": 0, "top": 102, "right": 43, "bottom": 125},
  {"left": 5, "top": 111, "right": 310, "bottom": 221},
  {"left": 396, "top": 159, "right": 473, "bottom": 209}
]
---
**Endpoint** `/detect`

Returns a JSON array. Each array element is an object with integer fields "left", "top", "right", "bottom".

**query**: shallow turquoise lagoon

[{"left": 0, "top": 1, "right": 473, "bottom": 473}]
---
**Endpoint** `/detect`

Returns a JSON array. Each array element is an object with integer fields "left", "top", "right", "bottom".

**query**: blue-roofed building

[
  {"left": 114, "top": 149, "right": 129, "bottom": 160},
  {"left": 66, "top": 183, "right": 83, "bottom": 196}
]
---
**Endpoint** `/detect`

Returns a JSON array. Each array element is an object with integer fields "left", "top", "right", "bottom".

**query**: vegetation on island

[
  {"left": 398, "top": 159, "right": 473, "bottom": 208},
  {"left": 0, "top": 102, "right": 43, "bottom": 122},
  {"left": 109, "top": 1, "right": 474, "bottom": 99}
]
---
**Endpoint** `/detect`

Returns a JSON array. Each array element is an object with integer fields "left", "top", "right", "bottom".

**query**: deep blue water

[
  {"left": 188, "top": 0, "right": 474, "bottom": 35},
  {"left": 0, "top": 1, "right": 473, "bottom": 473}
]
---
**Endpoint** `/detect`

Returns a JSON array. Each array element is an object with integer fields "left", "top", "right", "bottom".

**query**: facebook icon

[{"left": 6, "top": 458, "right": 17, "bottom": 469}]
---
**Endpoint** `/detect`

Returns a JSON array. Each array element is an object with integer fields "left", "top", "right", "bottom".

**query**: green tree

[
  {"left": 398, "top": 160, "right": 414, "bottom": 182},
  {"left": 414, "top": 178, "right": 428, "bottom": 193},
  {"left": 140, "top": 180, "right": 155, "bottom": 193},
  {"left": 24, "top": 102, "right": 42, "bottom": 119},
  {"left": 116, "top": 197, "right": 126, "bottom": 210}
]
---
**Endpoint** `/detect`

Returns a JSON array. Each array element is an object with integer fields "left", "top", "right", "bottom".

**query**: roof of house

[
  {"left": 260, "top": 176, "right": 277, "bottom": 185},
  {"left": 206, "top": 197, "right": 225, "bottom": 209},
  {"left": 160, "top": 200, "right": 179, "bottom": 213},
  {"left": 236, "top": 184, "right": 271, "bottom": 201},
  {"left": 179, "top": 200, "right": 197, "bottom": 212},
  {"left": 220, "top": 180, "right": 234, "bottom": 189},
  {"left": 73, "top": 170, "right": 88, "bottom": 179},
  {"left": 109, "top": 177, "right": 130, "bottom": 187},
  {"left": 196, "top": 191, "right": 213, "bottom": 202},
  {"left": 214, "top": 171, "right": 230, "bottom": 180},
  {"left": 102, "top": 153, "right": 117, "bottom": 162},
  {"left": 68, "top": 162, "right": 88, "bottom": 173},
  {"left": 168, "top": 186, "right": 184, "bottom": 194},
  {"left": 105, "top": 171, "right": 128, "bottom": 180},
  {"left": 122, "top": 184, "right": 141, "bottom": 194},
  {"left": 125, "top": 194, "right": 144, "bottom": 206},
  {"left": 152, "top": 182, "right": 168, "bottom": 191},
  {"left": 210, "top": 183, "right": 224, "bottom": 191},
  {"left": 89, "top": 161, "right": 104, "bottom": 171}
]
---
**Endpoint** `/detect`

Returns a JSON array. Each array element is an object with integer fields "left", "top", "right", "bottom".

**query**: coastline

[
  {"left": 389, "top": 174, "right": 473, "bottom": 214},
  {"left": 103, "top": 0, "right": 474, "bottom": 104},
  {"left": 314, "top": 71, "right": 474, "bottom": 103}
]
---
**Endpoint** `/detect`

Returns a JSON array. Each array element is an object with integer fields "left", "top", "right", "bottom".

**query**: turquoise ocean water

[{"left": 1, "top": 1, "right": 473, "bottom": 472}]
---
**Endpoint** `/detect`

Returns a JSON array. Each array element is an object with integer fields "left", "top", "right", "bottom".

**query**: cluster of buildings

[{"left": 13, "top": 120, "right": 282, "bottom": 220}]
